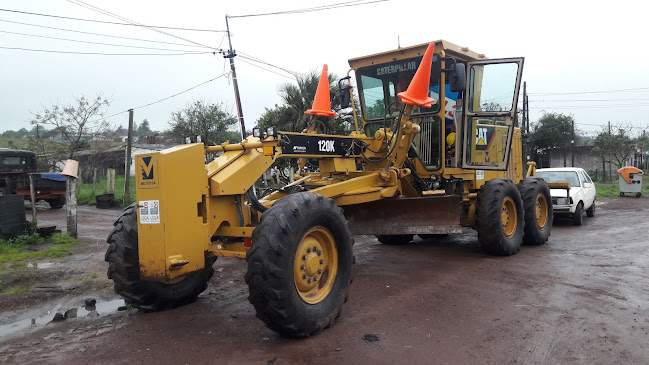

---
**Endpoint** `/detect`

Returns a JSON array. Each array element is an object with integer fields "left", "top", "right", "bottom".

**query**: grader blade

[{"left": 343, "top": 195, "right": 462, "bottom": 235}]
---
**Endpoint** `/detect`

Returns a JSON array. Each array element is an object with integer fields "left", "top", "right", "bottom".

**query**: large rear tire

[
  {"left": 376, "top": 234, "right": 414, "bottom": 245},
  {"left": 476, "top": 179, "right": 524, "bottom": 256},
  {"left": 47, "top": 195, "right": 66, "bottom": 209},
  {"left": 517, "top": 178, "right": 553, "bottom": 245},
  {"left": 245, "top": 192, "right": 353, "bottom": 337},
  {"left": 105, "top": 204, "right": 215, "bottom": 311}
]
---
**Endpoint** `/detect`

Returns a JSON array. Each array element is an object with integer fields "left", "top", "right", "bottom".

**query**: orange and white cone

[{"left": 305, "top": 64, "right": 336, "bottom": 117}]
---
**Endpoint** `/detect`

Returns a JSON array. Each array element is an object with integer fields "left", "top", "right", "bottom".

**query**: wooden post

[
  {"left": 92, "top": 168, "right": 97, "bottom": 195},
  {"left": 28, "top": 174, "right": 37, "bottom": 223},
  {"left": 107, "top": 168, "right": 115, "bottom": 194},
  {"left": 123, "top": 109, "right": 134, "bottom": 206},
  {"left": 66, "top": 176, "right": 77, "bottom": 238},
  {"left": 61, "top": 159, "right": 79, "bottom": 238}
]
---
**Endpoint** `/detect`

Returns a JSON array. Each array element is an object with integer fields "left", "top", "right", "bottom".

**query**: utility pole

[
  {"left": 571, "top": 119, "right": 575, "bottom": 167},
  {"left": 124, "top": 109, "right": 134, "bottom": 206},
  {"left": 225, "top": 15, "right": 246, "bottom": 141}
]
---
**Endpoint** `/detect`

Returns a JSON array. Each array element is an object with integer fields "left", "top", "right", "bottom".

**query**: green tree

[
  {"left": 167, "top": 100, "right": 238, "bottom": 144},
  {"left": 529, "top": 112, "right": 576, "bottom": 163},
  {"left": 136, "top": 119, "right": 154, "bottom": 137},
  {"left": 261, "top": 69, "right": 353, "bottom": 135},
  {"left": 593, "top": 123, "right": 636, "bottom": 180}
]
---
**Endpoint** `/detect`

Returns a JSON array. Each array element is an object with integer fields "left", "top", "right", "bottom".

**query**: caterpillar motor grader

[{"left": 105, "top": 40, "right": 553, "bottom": 337}]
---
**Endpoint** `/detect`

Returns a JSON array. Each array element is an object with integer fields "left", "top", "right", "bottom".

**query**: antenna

[{"left": 398, "top": 35, "right": 401, "bottom": 49}]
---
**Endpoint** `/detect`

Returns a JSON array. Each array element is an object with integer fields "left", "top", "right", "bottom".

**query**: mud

[{"left": 1, "top": 198, "right": 648, "bottom": 364}]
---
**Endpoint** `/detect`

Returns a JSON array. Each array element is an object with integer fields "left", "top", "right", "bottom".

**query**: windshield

[
  {"left": 357, "top": 55, "right": 440, "bottom": 121},
  {"left": 537, "top": 171, "right": 581, "bottom": 187}
]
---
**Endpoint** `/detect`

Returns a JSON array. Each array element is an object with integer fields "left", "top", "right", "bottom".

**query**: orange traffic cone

[
  {"left": 305, "top": 64, "right": 336, "bottom": 117},
  {"left": 397, "top": 43, "right": 436, "bottom": 108}
]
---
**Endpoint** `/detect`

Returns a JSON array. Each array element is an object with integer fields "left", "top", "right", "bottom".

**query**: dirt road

[{"left": 1, "top": 198, "right": 648, "bottom": 364}]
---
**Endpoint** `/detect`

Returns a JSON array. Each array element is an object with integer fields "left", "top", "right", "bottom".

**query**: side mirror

[
  {"left": 338, "top": 76, "right": 352, "bottom": 109},
  {"left": 448, "top": 63, "right": 466, "bottom": 92}
]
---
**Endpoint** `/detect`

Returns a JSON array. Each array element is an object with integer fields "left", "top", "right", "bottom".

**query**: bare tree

[{"left": 30, "top": 95, "right": 113, "bottom": 160}]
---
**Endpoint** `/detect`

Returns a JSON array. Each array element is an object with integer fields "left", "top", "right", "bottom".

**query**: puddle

[
  {"left": 27, "top": 262, "right": 56, "bottom": 269},
  {"left": 0, "top": 298, "right": 126, "bottom": 339}
]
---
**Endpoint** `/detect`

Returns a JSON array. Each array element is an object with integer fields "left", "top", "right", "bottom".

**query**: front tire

[
  {"left": 476, "top": 179, "right": 524, "bottom": 256},
  {"left": 245, "top": 192, "right": 353, "bottom": 337},
  {"left": 517, "top": 178, "right": 552, "bottom": 245},
  {"left": 573, "top": 203, "right": 583, "bottom": 226},
  {"left": 105, "top": 204, "right": 215, "bottom": 311}
]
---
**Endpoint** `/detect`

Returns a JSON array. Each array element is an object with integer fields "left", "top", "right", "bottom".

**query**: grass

[
  {"left": 77, "top": 175, "right": 136, "bottom": 207},
  {"left": 0, "top": 233, "right": 81, "bottom": 265},
  {"left": 594, "top": 178, "right": 649, "bottom": 198}
]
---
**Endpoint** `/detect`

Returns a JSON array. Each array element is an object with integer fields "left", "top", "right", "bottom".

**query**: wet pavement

[{"left": 1, "top": 198, "right": 648, "bottom": 364}]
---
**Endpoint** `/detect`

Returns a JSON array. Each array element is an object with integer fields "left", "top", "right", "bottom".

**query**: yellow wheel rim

[
  {"left": 535, "top": 193, "right": 548, "bottom": 229},
  {"left": 294, "top": 227, "right": 338, "bottom": 304},
  {"left": 501, "top": 196, "right": 517, "bottom": 238}
]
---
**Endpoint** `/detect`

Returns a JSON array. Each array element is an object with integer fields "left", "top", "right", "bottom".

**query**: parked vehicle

[
  {"left": 0, "top": 149, "right": 66, "bottom": 208},
  {"left": 537, "top": 168, "right": 596, "bottom": 226}
]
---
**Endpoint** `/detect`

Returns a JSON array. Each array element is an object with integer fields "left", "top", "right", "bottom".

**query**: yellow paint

[{"left": 136, "top": 143, "right": 209, "bottom": 281}]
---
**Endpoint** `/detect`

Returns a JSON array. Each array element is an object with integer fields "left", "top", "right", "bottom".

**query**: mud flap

[{"left": 342, "top": 195, "right": 462, "bottom": 235}]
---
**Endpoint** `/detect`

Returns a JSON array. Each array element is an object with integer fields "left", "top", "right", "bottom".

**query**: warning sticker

[
  {"left": 476, "top": 170, "right": 485, "bottom": 180},
  {"left": 139, "top": 200, "right": 160, "bottom": 224}
]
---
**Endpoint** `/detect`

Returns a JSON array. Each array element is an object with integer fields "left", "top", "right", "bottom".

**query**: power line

[
  {"left": 0, "top": 46, "right": 212, "bottom": 56},
  {"left": 238, "top": 52, "right": 299, "bottom": 76},
  {"left": 237, "top": 57, "right": 295, "bottom": 79},
  {"left": 0, "top": 19, "right": 209, "bottom": 48},
  {"left": 529, "top": 87, "right": 649, "bottom": 96},
  {"left": 131, "top": 74, "right": 229, "bottom": 110},
  {"left": 65, "top": 0, "right": 215, "bottom": 50},
  {"left": 0, "top": 30, "right": 213, "bottom": 52},
  {"left": 91, "top": 74, "right": 229, "bottom": 123},
  {"left": 229, "top": 0, "right": 389, "bottom": 18},
  {"left": 0, "top": 8, "right": 226, "bottom": 32}
]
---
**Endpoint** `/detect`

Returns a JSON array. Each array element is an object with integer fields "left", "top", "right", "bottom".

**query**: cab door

[{"left": 461, "top": 58, "right": 524, "bottom": 170}]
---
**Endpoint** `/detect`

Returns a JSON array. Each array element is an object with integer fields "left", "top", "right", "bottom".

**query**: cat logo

[
  {"left": 476, "top": 127, "right": 488, "bottom": 146},
  {"left": 138, "top": 155, "right": 158, "bottom": 189}
]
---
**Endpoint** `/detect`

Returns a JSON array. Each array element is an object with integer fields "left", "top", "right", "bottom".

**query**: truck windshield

[{"left": 357, "top": 55, "right": 440, "bottom": 121}]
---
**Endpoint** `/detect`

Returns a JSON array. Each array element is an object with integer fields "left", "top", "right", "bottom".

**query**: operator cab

[{"left": 348, "top": 40, "right": 523, "bottom": 174}]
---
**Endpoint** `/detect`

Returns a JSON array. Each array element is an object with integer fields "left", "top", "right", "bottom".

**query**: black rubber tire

[
  {"left": 636, "top": 193, "right": 642, "bottom": 198},
  {"left": 517, "top": 178, "right": 553, "bottom": 245},
  {"left": 376, "top": 234, "right": 414, "bottom": 245},
  {"left": 475, "top": 179, "right": 524, "bottom": 256},
  {"left": 105, "top": 203, "right": 215, "bottom": 311},
  {"left": 620, "top": 192, "right": 625, "bottom": 197},
  {"left": 245, "top": 192, "right": 353, "bottom": 338},
  {"left": 573, "top": 202, "right": 583, "bottom": 226},
  {"left": 47, "top": 195, "right": 66, "bottom": 209},
  {"left": 586, "top": 201, "right": 595, "bottom": 217}
]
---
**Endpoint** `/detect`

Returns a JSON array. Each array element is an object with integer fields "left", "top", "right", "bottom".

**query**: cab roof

[{"left": 347, "top": 39, "right": 488, "bottom": 70}]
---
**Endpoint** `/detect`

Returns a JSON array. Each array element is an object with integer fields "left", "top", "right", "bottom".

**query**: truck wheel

[
  {"left": 476, "top": 179, "right": 524, "bottom": 256},
  {"left": 586, "top": 202, "right": 595, "bottom": 217},
  {"left": 636, "top": 193, "right": 642, "bottom": 198},
  {"left": 105, "top": 204, "right": 215, "bottom": 311},
  {"left": 376, "top": 234, "right": 414, "bottom": 245},
  {"left": 246, "top": 192, "right": 353, "bottom": 337},
  {"left": 47, "top": 195, "right": 66, "bottom": 209},
  {"left": 517, "top": 178, "right": 553, "bottom": 245},
  {"left": 573, "top": 203, "right": 583, "bottom": 226}
]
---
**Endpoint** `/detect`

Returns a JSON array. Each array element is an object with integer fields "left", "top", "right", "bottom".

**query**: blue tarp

[{"left": 40, "top": 173, "right": 67, "bottom": 182}]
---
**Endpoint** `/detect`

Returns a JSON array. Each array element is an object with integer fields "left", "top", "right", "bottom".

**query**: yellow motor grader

[{"left": 105, "top": 40, "right": 552, "bottom": 337}]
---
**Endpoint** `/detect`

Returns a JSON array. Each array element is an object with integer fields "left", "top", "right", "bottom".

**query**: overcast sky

[{"left": 1, "top": 0, "right": 648, "bottom": 137}]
